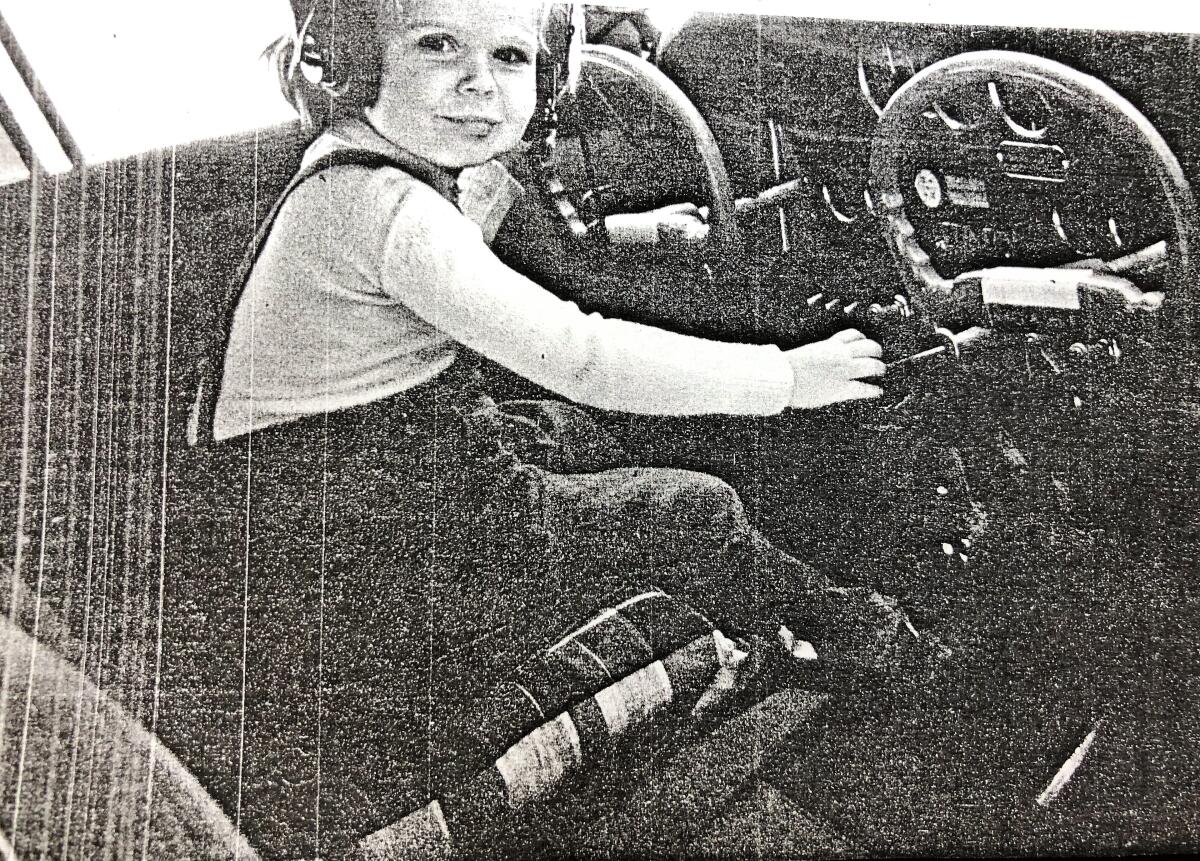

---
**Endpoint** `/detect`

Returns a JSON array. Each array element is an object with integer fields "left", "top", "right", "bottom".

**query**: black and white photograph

[{"left": 2, "top": 0, "right": 1198, "bottom": 857}]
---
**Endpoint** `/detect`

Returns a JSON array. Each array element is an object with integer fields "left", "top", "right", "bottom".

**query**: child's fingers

[
  {"left": 849, "top": 357, "right": 886, "bottom": 379},
  {"left": 845, "top": 338, "right": 883, "bottom": 358},
  {"left": 840, "top": 380, "right": 883, "bottom": 401},
  {"left": 658, "top": 215, "right": 710, "bottom": 246},
  {"left": 662, "top": 201, "right": 702, "bottom": 217},
  {"left": 678, "top": 219, "right": 710, "bottom": 243},
  {"left": 830, "top": 329, "right": 883, "bottom": 360}
]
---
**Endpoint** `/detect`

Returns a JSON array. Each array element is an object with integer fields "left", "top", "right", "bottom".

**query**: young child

[
  {"left": 184, "top": 0, "right": 944, "bottom": 855},
  {"left": 215, "top": 0, "right": 885, "bottom": 441}
]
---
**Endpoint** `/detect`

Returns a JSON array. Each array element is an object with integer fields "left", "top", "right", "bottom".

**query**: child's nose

[{"left": 457, "top": 51, "right": 498, "bottom": 96}]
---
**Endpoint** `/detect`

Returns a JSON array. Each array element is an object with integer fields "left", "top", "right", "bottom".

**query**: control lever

[
  {"left": 887, "top": 326, "right": 992, "bottom": 369},
  {"left": 735, "top": 178, "right": 806, "bottom": 217},
  {"left": 1062, "top": 240, "right": 1167, "bottom": 278}
]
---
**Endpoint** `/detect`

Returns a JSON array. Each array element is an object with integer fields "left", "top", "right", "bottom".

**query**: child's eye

[
  {"left": 416, "top": 33, "right": 458, "bottom": 54},
  {"left": 493, "top": 46, "right": 532, "bottom": 66}
]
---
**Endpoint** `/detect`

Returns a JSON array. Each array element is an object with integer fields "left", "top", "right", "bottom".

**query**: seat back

[{"left": 0, "top": 120, "right": 311, "bottom": 859}]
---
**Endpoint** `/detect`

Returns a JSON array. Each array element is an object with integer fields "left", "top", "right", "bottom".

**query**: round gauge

[
  {"left": 989, "top": 81, "right": 1053, "bottom": 139},
  {"left": 913, "top": 169, "right": 943, "bottom": 208},
  {"left": 822, "top": 183, "right": 863, "bottom": 223},
  {"left": 927, "top": 102, "right": 964, "bottom": 130}
]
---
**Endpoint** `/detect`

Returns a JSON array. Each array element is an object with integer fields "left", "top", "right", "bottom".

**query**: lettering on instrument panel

[{"left": 998, "top": 140, "right": 1069, "bottom": 183}]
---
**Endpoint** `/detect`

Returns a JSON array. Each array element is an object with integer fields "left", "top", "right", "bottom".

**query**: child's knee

[{"left": 658, "top": 469, "right": 749, "bottom": 534}]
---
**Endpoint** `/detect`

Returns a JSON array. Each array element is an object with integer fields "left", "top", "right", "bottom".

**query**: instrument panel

[{"left": 660, "top": 15, "right": 1196, "bottom": 317}]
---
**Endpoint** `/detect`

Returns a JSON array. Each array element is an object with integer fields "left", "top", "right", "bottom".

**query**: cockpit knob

[
  {"left": 867, "top": 294, "right": 912, "bottom": 318},
  {"left": 1066, "top": 336, "right": 1122, "bottom": 368}
]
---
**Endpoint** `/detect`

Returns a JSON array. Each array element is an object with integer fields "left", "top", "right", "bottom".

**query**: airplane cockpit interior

[{"left": 2, "top": 1, "right": 1198, "bottom": 858}]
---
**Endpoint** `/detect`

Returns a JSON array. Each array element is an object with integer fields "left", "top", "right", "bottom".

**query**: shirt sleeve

[{"left": 377, "top": 180, "right": 794, "bottom": 416}]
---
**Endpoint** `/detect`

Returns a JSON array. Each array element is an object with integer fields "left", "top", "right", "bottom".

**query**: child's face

[{"left": 372, "top": 0, "right": 539, "bottom": 168}]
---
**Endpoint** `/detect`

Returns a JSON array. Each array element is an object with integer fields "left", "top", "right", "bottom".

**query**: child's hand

[
  {"left": 605, "top": 202, "right": 710, "bottom": 248},
  {"left": 783, "top": 329, "right": 885, "bottom": 409},
  {"left": 652, "top": 202, "right": 710, "bottom": 247}
]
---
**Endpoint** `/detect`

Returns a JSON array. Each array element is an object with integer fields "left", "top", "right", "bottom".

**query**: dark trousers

[{"left": 158, "top": 382, "right": 838, "bottom": 858}]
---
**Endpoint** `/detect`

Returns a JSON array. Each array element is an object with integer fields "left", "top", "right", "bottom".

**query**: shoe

[{"left": 778, "top": 586, "right": 954, "bottom": 698}]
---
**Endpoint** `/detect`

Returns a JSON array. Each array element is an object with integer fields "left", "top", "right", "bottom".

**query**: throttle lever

[
  {"left": 887, "top": 326, "right": 992, "bottom": 369},
  {"left": 735, "top": 178, "right": 805, "bottom": 217}
]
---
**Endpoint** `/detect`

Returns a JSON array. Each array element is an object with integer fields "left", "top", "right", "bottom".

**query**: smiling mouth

[{"left": 440, "top": 116, "right": 501, "bottom": 138}]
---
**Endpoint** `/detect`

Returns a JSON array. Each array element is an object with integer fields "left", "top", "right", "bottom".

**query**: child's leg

[
  {"left": 535, "top": 466, "right": 949, "bottom": 682},
  {"left": 538, "top": 467, "right": 822, "bottom": 624}
]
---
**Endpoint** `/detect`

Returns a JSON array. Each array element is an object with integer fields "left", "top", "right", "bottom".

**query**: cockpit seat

[{"left": 0, "top": 614, "right": 258, "bottom": 860}]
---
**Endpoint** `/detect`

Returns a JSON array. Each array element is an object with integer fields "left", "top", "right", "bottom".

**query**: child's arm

[{"left": 382, "top": 181, "right": 882, "bottom": 417}]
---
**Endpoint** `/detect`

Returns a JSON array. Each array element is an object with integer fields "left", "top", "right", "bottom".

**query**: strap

[{"left": 187, "top": 148, "right": 420, "bottom": 447}]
